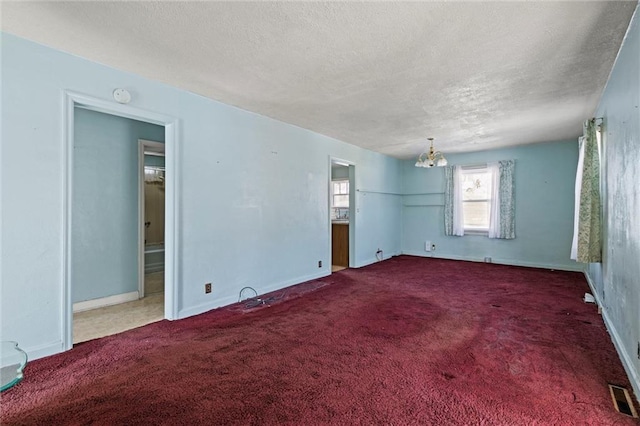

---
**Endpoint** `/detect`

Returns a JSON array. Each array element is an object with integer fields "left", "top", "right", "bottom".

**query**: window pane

[
  {"left": 334, "top": 195, "right": 349, "bottom": 207},
  {"left": 332, "top": 180, "right": 349, "bottom": 195},
  {"left": 461, "top": 171, "right": 491, "bottom": 201},
  {"left": 463, "top": 201, "right": 490, "bottom": 229}
]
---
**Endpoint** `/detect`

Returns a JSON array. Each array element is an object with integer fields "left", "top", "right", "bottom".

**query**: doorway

[
  {"left": 63, "top": 91, "right": 179, "bottom": 351},
  {"left": 329, "top": 158, "right": 355, "bottom": 272},
  {"left": 70, "top": 109, "right": 166, "bottom": 344},
  {"left": 139, "top": 140, "right": 166, "bottom": 299}
]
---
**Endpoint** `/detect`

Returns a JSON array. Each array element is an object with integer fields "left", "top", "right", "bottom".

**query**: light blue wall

[
  {"left": 72, "top": 108, "right": 164, "bottom": 303},
  {"left": 0, "top": 33, "right": 403, "bottom": 358},
  {"left": 589, "top": 5, "right": 639, "bottom": 398},
  {"left": 402, "top": 141, "right": 581, "bottom": 271}
]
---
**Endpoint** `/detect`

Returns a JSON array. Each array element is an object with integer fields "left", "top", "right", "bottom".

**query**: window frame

[
  {"left": 460, "top": 165, "right": 492, "bottom": 235},
  {"left": 331, "top": 179, "right": 349, "bottom": 208}
]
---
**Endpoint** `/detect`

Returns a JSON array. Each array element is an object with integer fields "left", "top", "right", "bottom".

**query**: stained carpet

[{"left": 1, "top": 256, "right": 638, "bottom": 425}]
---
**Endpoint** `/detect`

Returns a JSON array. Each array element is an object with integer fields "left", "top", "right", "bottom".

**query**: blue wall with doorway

[
  {"left": 1, "top": 33, "right": 402, "bottom": 358},
  {"left": 72, "top": 108, "right": 165, "bottom": 303}
]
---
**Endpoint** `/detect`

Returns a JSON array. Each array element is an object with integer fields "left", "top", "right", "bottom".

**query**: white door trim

[
  {"left": 138, "top": 139, "right": 165, "bottom": 298},
  {"left": 62, "top": 90, "right": 180, "bottom": 352}
]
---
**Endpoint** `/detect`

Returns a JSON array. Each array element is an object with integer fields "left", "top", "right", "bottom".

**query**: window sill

[{"left": 464, "top": 229, "right": 488, "bottom": 236}]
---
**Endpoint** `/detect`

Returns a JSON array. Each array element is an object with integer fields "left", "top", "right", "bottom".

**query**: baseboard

[
  {"left": 177, "top": 294, "right": 239, "bottom": 319},
  {"left": 584, "top": 272, "right": 640, "bottom": 404},
  {"left": 21, "top": 340, "right": 65, "bottom": 361},
  {"left": 177, "top": 270, "right": 331, "bottom": 319},
  {"left": 355, "top": 251, "right": 402, "bottom": 268},
  {"left": 401, "top": 250, "right": 436, "bottom": 258},
  {"left": 73, "top": 291, "right": 139, "bottom": 313},
  {"left": 583, "top": 271, "right": 599, "bottom": 298},
  {"left": 401, "top": 251, "right": 584, "bottom": 272}
]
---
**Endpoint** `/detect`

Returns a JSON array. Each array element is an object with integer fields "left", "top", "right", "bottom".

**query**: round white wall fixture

[{"left": 113, "top": 88, "right": 131, "bottom": 104}]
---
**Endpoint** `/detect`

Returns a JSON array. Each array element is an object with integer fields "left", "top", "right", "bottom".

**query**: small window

[
  {"left": 332, "top": 180, "right": 349, "bottom": 207},
  {"left": 460, "top": 167, "right": 492, "bottom": 232}
]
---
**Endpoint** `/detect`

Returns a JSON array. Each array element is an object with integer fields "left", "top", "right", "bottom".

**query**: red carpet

[{"left": 1, "top": 256, "right": 638, "bottom": 425}]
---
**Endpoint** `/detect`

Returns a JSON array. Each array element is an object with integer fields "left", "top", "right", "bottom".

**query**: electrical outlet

[
  {"left": 425, "top": 240, "right": 432, "bottom": 252},
  {"left": 205, "top": 283, "right": 212, "bottom": 294},
  {"left": 318, "top": 260, "right": 322, "bottom": 268}
]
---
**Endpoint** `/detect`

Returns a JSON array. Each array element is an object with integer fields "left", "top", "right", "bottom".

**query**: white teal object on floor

[{"left": 1, "top": 341, "right": 28, "bottom": 391}]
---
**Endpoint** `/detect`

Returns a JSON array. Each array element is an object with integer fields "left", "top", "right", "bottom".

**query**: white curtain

[
  {"left": 570, "top": 137, "right": 585, "bottom": 260},
  {"left": 488, "top": 162, "right": 501, "bottom": 238},
  {"left": 452, "top": 165, "right": 465, "bottom": 236}
]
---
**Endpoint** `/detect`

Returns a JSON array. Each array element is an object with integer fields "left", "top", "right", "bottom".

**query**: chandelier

[{"left": 415, "top": 138, "right": 448, "bottom": 168}]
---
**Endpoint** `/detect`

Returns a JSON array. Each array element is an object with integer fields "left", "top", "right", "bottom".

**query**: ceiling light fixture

[{"left": 415, "top": 138, "right": 448, "bottom": 168}]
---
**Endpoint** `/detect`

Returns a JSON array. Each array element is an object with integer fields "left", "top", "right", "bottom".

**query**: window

[
  {"left": 332, "top": 180, "right": 349, "bottom": 207},
  {"left": 460, "top": 167, "right": 492, "bottom": 233},
  {"left": 446, "top": 161, "right": 515, "bottom": 239}
]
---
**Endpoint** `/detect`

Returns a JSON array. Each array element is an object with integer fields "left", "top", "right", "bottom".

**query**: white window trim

[
  {"left": 331, "top": 179, "right": 349, "bottom": 208},
  {"left": 460, "top": 166, "right": 492, "bottom": 233}
]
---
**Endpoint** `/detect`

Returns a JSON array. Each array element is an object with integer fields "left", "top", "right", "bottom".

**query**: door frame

[
  {"left": 138, "top": 139, "right": 165, "bottom": 298},
  {"left": 328, "top": 157, "right": 356, "bottom": 269},
  {"left": 62, "top": 90, "right": 180, "bottom": 351}
]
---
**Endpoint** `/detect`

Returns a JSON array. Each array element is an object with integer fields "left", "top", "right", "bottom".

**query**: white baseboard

[
  {"left": 583, "top": 271, "right": 599, "bottom": 300},
  {"left": 73, "top": 291, "right": 139, "bottom": 313},
  {"left": 22, "top": 340, "right": 65, "bottom": 361},
  {"left": 401, "top": 250, "right": 436, "bottom": 259},
  {"left": 177, "top": 295, "right": 238, "bottom": 319},
  {"left": 354, "top": 251, "right": 402, "bottom": 268},
  {"left": 583, "top": 272, "right": 640, "bottom": 404},
  {"left": 177, "top": 270, "right": 331, "bottom": 319},
  {"left": 401, "top": 251, "right": 584, "bottom": 272}
]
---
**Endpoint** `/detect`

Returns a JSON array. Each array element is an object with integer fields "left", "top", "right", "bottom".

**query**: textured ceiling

[{"left": 1, "top": 1, "right": 636, "bottom": 158}]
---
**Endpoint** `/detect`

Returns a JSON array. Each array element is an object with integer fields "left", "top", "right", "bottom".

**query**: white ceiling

[{"left": 1, "top": 1, "right": 636, "bottom": 159}]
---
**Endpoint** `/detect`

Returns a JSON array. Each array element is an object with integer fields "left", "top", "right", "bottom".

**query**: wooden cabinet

[{"left": 331, "top": 223, "right": 349, "bottom": 267}]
